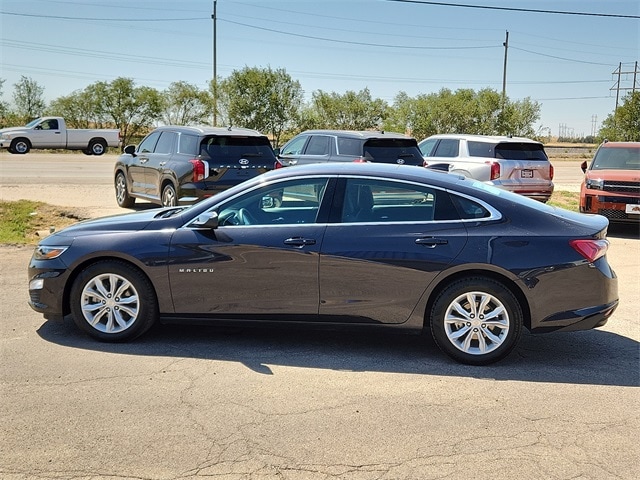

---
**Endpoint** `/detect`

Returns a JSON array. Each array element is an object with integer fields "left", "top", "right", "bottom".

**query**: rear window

[
  {"left": 494, "top": 143, "right": 548, "bottom": 161},
  {"left": 200, "top": 135, "right": 276, "bottom": 166},
  {"left": 362, "top": 139, "right": 423, "bottom": 166},
  {"left": 592, "top": 146, "right": 640, "bottom": 170}
]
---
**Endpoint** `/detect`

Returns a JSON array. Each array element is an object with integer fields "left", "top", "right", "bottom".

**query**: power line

[
  {"left": 221, "top": 19, "right": 497, "bottom": 50},
  {"left": 0, "top": 11, "right": 203, "bottom": 21},
  {"left": 384, "top": 1, "right": 640, "bottom": 19}
]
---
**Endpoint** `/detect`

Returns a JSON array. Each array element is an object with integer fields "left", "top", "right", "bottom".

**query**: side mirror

[
  {"left": 580, "top": 161, "right": 588, "bottom": 173},
  {"left": 34, "top": 125, "right": 43, "bottom": 130},
  {"left": 124, "top": 144, "right": 137, "bottom": 156},
  {"left": 192, "top": 211, "right": 219, "bottom": 229}
]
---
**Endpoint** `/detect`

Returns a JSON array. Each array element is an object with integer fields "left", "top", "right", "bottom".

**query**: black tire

[
  {"left": 115, "top": 172, "right": 135, "bottom": 208},
  {"left": 10, "top": 138, "right": 30, "bottom": 154},
  {"left": 89, "top": 139, "right": 107, "bottom": 155},
  {"left": 70, "top": 260, "right": 158, "bottom": 342},
  {"left": 161, "top": 183, "right": 177, "bottom": 207},
  {"left": 429, "top": 277, "right": 523, "bottom": 365}
]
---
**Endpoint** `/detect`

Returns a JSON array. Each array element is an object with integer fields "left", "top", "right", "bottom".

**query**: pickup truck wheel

[
  {"left": 10, "top": 138, "right": 30, "bottom": 154},
  {"left": 161, "top": 184, "right": 177, "bottom": 207},
  {"left": 89, "top": 139, "right": 107, "bottom": 155},
  {"left": 115, "top": 172, "right": 135, "bottom": 208}
]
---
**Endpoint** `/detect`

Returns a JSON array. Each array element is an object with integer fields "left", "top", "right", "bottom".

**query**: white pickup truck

[{"left": 0, "top": 117, "right": 121, "bottom": 155}]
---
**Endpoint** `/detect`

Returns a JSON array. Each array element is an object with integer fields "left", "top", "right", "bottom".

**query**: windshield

[
  {"left": 25, "top": 118, "right": 43, "bottom": 128},
  {"left": 591, "top": 147, "right": 640, "bottom": 170}
]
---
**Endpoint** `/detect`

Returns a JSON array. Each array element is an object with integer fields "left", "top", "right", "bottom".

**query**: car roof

[
  {"left": 298, "top": 129, "right": 415, "bottom": 140},
  {"left": 599, "top": 141, "right": 640, "bottom": 149},
  {"left": 420, "top": 134, "right": 542, "bottom": 145},
  {"left": 152, "top": 125, "right": 267, "bottom": 137},
  {"left": 258, "top": 161, "right": 461, "bottom": 187}
]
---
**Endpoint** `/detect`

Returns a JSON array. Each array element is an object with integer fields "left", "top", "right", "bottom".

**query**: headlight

[
  {"left": 34, "top": 246, "right": 69, "bottom": 260},
  {"left": 586, "top": 178, "right": 604, "bottom": 190}
]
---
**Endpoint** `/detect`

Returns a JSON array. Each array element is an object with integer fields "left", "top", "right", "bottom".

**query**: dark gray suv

[
  {"left": 115, "top": 125, "right": 276, "bottom": 208},
  {"left": 274, "top": 129, "right": 424, "bottom": 167}
]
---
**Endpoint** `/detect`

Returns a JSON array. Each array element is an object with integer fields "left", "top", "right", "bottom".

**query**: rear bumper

[
  {"left": 580, "top": 191, "right": 640, "bottom": 223},
  {"left": 529, "top": 300, "right": 618, "bottom": 333}
]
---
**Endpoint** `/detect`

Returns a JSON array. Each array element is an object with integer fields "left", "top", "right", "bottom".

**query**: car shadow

[
  {"left": 607, "top": 223, "right": 640, "bottom": 239},
  {"left": 37, "top": 319, "right": 639, "bottom": 387}
]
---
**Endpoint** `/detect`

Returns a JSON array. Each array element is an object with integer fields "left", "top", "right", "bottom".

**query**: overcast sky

[{"left": 1, "top": 0, "right": 638, "bottom": 138}]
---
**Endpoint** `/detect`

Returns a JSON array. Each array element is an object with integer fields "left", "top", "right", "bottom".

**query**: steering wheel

[{"left": 237, "top": 208, "right": 257, "bottom": 225}]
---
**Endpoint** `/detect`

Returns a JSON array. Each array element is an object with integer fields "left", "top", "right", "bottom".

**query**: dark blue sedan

[{"left": 28, "top": 163, "right": 618, "bottom": 365}]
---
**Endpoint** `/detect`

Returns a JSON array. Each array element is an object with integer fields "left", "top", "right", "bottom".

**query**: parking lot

[{"left": 1, "top": 153, "right": 639, "bottom": 479}]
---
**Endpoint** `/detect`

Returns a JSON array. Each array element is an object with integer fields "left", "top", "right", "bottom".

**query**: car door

[
  {"left": 318, "top": 177, "right": 468, "bottom": 324},
  {"left": 167, "top": 177, "right": 333, "bottom": 318},
  {"left": 30, "top": 118, "right": 65, "bottom": 148},
  {"left": 130, "top": 131, "right": 161, "bottom": 195},
  {"left": 144, "top": 131, "right": 176, "bottom": 197}
]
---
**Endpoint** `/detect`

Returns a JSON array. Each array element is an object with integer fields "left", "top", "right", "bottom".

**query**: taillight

[
  {"left": 569, "top": 239, "right": 608, "bottom": 263},
  {"left": 352, "top": 157, "right": 368, "bottom": 163},
  {"left": 274, "top": 160, "right": 284, "bottom": 169},
  {"left": 549, "top": 163, "right": 554, "bottom": 180},
  {"left": 190, "top": 159, "right": 206, "bottom": 182},
  {"left": 489, "top": 161, "right": 500, "bottom": 180}
]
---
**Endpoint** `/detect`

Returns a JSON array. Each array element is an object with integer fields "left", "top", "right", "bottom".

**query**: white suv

[{"left": 419, "top": 134, "right": 554, "bottom": 202}]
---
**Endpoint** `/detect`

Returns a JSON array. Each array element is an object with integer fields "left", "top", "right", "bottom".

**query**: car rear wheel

[
  {"left": 115, "top": 172, "right": 135, "bottom": 208},
  {"left": 89, "top": 139, "right": 107, "bottom": 155},
  {"left": 161, "top": 184, "right": 177, "bottom": 207},
  {"left": 430, "top": 277, "right": 523, "bottom": 365},
  {"left": 70, "top": 261, "right": 158, "bottom": 342}
]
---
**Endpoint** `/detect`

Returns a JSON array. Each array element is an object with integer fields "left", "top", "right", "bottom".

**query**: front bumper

[{"left": 580, "top": 191, "right": 640, "bottom": 223}]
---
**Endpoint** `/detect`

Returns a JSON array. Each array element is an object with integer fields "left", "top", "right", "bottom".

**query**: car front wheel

[
  {"left": 70, "top": 260, "right": 158, "bottom": 342},
  {"left": 430, "top": 277, "right": 523, "bottom": 365}
]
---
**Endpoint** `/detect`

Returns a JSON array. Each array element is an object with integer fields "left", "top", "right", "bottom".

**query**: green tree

[
  {"left": 386, "top": 88, "right": 540, "bottom": 140},
  {"left": 306, "top": 88, "right": 388, "bottom": 131},
  {"left": 219, "top": 66, "right": 303, "bottom": 147},
  {"left": 47, "top": 88, "right": 103, "bottom": 128},
  {"left": 161, "top": 81, "right": 211, "bottom": 126},
  {"left": 12, "top": 76, "right": 46, "bottom": 122},
  {"left": 598, "top": 92, "right": 640, "bottom": 141},
  {"left": 0, "top": 79, "right": 8, "bottom": 121},
  {"left": 90, "top": 77, "right": 163, "bottom": 147}
]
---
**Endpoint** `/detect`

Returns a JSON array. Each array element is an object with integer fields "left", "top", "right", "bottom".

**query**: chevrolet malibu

[{"left": 28, "top": 163, "right": 618, "bottom": 365}]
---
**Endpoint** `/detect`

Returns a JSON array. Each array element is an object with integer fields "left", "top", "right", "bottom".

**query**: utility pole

[
  {"left": 502, "top": 31, "right": 509, "bottom": 103},
  {"left": 212, "top": 0, "right": 218, "bottom": 126}
]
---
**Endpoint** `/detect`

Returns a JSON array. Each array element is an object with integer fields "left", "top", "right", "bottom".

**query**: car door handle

[
  {"left": 159, "top": 162, "right": 166, "bottom": 167},
  {"left": 284, "top": 237, "right": 316, "bottom": 247},
  {"left": 415, "top": 237, "right": 448, "bottom": 247},
  {"left": 139, "top": 158, "right": 149, "bottom": 164}
]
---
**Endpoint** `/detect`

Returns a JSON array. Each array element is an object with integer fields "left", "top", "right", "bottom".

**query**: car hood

[
  {"left": 49, "top": 208, "right": 183, "bottom": 238},
  {"left": 585, "top": 169, "right": 640, "bottom": 182},
  {"left": 0, "top": 126, "right": 29, "bottom": 135}
]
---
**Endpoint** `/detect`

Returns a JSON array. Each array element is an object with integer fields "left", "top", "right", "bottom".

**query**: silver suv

[
  {"left": 275, "top": 130, "right": 424, "bottom": 167},
  {"left": 419, "top": 134, "right": 554, "bottom": 202}
]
